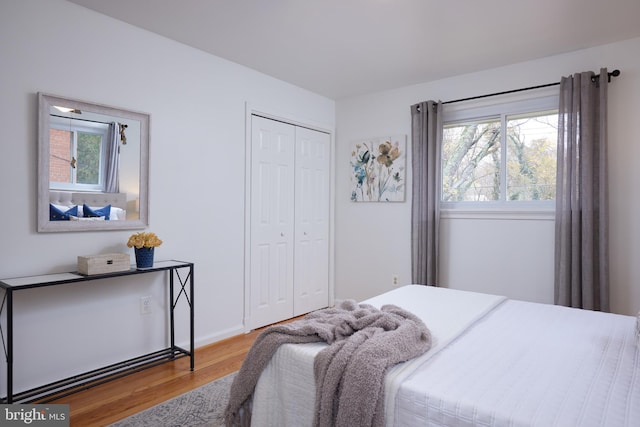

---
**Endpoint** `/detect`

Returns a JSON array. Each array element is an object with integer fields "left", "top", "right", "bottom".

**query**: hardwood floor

[{"left": 47, "top": 328, "right": 263, "bottom": 426}]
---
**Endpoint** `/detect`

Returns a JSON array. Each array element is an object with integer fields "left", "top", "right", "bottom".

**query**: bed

[
  {"left": 49, "top": 190, "right": 127, "bottom": 221},
  {"left": 248, "top": 285, "right": 640, "bottom": 426}
]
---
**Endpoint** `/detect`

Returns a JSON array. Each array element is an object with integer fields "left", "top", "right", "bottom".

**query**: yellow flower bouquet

[{"left": 127, "top": 232, "right": 163, "bottom": 249}]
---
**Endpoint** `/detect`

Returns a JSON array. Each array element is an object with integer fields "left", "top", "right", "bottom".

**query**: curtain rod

[
  {"left": 51, "top": 113, "right": 114, "bottom": 126},
  {"left": 442, "top": 69, "right": 620, "bottom": 105}
]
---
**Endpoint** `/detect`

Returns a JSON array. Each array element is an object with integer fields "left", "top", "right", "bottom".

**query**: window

[
  {"left": 49, "top": 116, "right": 109, "bottom": 192},
  {"left": 441, "top": 93, "right": 558, "bottom": 211}
]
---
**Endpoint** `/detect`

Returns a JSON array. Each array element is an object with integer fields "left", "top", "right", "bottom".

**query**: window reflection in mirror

[{"left": 38, "top": 93, "right": 149, "bottom": 232}]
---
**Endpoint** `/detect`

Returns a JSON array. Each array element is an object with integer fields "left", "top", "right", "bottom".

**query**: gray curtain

[
  {"left": 104, "top": 122, "right": 120, "bottom": 193},
  {"left": 410, "top": 101, "right": 442, "bottom": 285},
  {"left": 555, "top": 69, "right": 609, "bottom": 311}
]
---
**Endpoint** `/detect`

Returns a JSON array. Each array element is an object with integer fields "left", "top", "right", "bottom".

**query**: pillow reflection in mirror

[
  {"left": 50, "top": 204, "right": 78, "bottom": 221},
  {"left": 83, "top": 204, "right": 111, "bottom": 220}
]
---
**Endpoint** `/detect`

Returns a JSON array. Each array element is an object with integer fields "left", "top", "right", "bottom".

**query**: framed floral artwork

[{"left": 350, "top": 135, "right": 406, "bottom": 202}]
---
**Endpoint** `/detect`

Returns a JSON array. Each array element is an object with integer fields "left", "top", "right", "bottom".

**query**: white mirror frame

[{"left": 38, "top": 92, "right": 150, "bottom": 232}]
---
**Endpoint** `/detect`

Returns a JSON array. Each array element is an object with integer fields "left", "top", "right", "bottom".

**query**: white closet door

[
  {"left": 294, "top": 126, "right": 330, "bottom": 316},
  {"left": 249, "top": 116, "right": 295, "bottom": 329}
]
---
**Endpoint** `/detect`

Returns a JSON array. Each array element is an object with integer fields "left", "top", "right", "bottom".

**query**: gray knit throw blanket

[{"left": 224, "top": 300, "right": 432, "bottom": 427}]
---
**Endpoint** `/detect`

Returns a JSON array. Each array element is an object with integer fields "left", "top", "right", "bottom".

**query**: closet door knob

[{"left": 280, "top": 232, "right": 285, "bottom": 237}]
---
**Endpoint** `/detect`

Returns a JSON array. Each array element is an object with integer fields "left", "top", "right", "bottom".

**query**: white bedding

[
  {"left": 252, "top": 285, "right": 506, "bottom": 426},
  {"left": 250, "top": 285, "right": 640, "bottom": 426}
]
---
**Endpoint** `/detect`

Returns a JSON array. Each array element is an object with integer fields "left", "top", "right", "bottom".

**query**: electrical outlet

[
  {"left": 392, "top": 274, "right": 399, "bottom": 287},
  {"left": 140, "top": 296, "right": 152, "bottom": 314}
]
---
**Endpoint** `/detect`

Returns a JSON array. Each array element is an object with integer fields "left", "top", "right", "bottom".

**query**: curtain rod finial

[{"left": 606, "top": 69, "right": 620, "bottom": 82}]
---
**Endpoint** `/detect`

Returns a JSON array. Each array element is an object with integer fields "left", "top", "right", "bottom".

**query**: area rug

[{"left": 109, "top": 371, "right": 236, "bottom": 427}]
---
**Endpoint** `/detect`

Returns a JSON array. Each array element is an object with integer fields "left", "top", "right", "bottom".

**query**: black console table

[{"left": 0, "top": 260, "right": 194, "bottom": 403}]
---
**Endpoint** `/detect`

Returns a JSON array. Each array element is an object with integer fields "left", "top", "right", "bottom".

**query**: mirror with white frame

[{"left": 38, "top": 93, "right": 149, "bottom": 232}]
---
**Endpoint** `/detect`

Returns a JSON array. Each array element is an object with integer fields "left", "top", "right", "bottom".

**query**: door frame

[{"left": 243, "top": 102, "right": 336, "bottom": 332}]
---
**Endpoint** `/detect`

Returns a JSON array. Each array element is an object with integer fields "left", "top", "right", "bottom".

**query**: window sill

[{"left": 440, "top": 208, "right": 555, "bottom": 221}]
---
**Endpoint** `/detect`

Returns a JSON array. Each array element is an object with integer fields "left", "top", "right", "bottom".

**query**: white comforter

[
  {"left": 251, "top": 285, "right": 640, "bottom": 426},
  {"left": 394, "top": 299, "right": 640, "bottom": 426}
]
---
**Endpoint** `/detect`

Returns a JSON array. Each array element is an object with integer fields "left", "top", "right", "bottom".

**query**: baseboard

[{"left": 188, "top": 324, "right": 245, "bottom": 349}]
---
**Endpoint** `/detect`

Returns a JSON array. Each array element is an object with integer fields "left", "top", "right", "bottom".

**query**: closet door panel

[
  {"left": 250, "top": 116, "right": 295, "bottom": 329},
  {"left": 294, "top": 127, "right": 330, "bottom": 316}
]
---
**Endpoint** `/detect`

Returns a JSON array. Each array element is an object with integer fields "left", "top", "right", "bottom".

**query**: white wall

[
  {"left": 0, "top": 0, "right": 335, "bottom": 394},
  {"left": 335, "top": 37, "right": 640, "bottom": 318}
]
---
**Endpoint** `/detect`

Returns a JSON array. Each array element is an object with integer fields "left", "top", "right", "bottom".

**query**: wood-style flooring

[{"left": 47, "top": 327, "right": 263, "bottom": 426}]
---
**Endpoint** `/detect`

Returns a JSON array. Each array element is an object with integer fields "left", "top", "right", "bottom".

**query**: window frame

[
  {"left": 440, "top": 89, "right": 559, "bottom": 219},
  {"left": 49, "top": 116, "right": 109, "bottom": 192}
]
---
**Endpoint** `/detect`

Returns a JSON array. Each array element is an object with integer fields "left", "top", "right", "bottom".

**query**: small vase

[{"left": 135, "top": 247, "right": 154, "bottom": 269}]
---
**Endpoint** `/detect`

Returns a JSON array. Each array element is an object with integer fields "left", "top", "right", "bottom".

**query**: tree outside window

[{"left": 442, "top": 108, "right": 557, "bottom": 204}]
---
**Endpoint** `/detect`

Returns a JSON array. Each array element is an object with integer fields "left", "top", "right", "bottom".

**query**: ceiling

[{"left": 67, "top": 0, "right": 640, "bottom": 99}]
